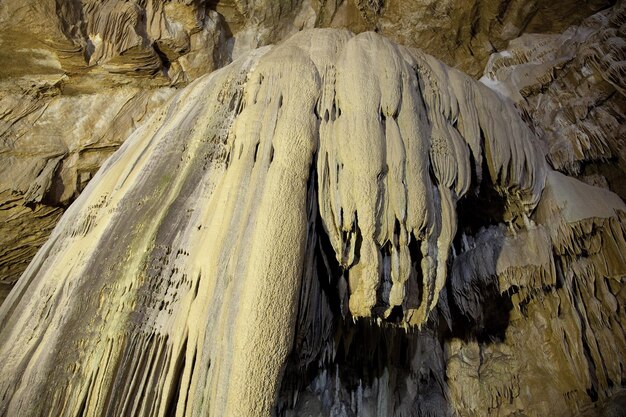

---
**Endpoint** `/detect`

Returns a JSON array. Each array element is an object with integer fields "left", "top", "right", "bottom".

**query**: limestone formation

[
  {"left": 0, "top": 0, "right": 230, "bottom": 82},
  {"left": 1, "top": 28, "right": 625, "bottom": 417},
  {"left": 482, "top": 2, "right": 626, "bottom": 199},
  {"left": 0, "top": 81, "right": 175, "bottom": 302},
  {"left": 0, "top": 0, "right": 618, "bottom": 303},
  {"left": 210, "top": 0, "right": 615, "bottom": 76},
  {"left": 1, "top": 0, "right": 613, "bottom": 81},
  {"left": 0, "top": 0, "right": 226, "bottom": 301},
  {"left": 311, "top": 0, "right": 615, "bottom": 77}
]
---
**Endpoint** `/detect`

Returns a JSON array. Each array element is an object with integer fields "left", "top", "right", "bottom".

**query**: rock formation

[
  {"left": 1, "top": 1, "right": 626, "bottom": 416},
  {"left": 0, "top": 0, "right": 225, "bottom": 299},
  {"left": 1, "top": 0, "right": 620, "bottom": 304},
  {"left": 1, "top": 26, "right": 625, "bottom": 417},
  {"left": 308, "top": 0, "right": 616, "bottom": 77},
  {"left": 0, "top": 83, "right": 174, "bottom": 302},
  {"left": 482, "top": 2, "right": 626, "bottom": 199}
]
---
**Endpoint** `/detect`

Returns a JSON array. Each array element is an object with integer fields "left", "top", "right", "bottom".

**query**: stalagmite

[{"left": 0, "top": 28, "right": 624, "bottom": 417}]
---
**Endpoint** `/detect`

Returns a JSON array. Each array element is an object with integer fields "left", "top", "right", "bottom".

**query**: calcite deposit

[
  {"left": 1, "top": 26, "right": 625, "bottom": 417},
  {"left": 1, "top": 0, "right": 620, "bottom": 305},
  {"left": 0, "top": 0, "right": 223, "bottom": 300},
  {"left": 482, "top": 2, "right": 626, "bottom": 199},
  {"left": 0, "top": 85, "right": 174, "bottom": 301}
]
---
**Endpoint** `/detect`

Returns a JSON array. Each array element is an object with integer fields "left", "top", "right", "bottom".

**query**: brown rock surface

[
  {"left": 0, "top": 0, "right": 231, "bottom": 302},
  {"left": 0, "top": 83, "right": 174, "bottom": 300},
  {"left": 481, "top": 2, "right": 626, "bottom": 199},
  {"left": 326, "top": 0, "right": 614, "bottom": 76},
  {"left": 1, "top": 0, "right": 619, "bottom": 303}
]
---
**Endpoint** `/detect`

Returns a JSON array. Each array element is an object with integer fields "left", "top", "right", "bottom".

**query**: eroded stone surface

[
  {"left": 0, "top": 81, "right": 175, "bottom": 302},
  {"left": 481, "top": 3, "right": 626, "bottom": 199},
  {"left": 0, "top": 0, "right": 617, "bottom": 304},
  {"left": 215, "top": 0, "right": 615, "bottom": 76},
  {"left": 0, "top": 0, "right": 226, "bottom": 301},
  {"left": 1, "top": 29, "right": 624, "bottom": 417}
]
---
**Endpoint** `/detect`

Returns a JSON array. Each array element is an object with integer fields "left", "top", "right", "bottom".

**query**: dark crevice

[
  {"left": 180, "top": 348, "right": 197, "bottom": 416},
  {"left": 452, "top": 153, "right": 507, "bottom": 254},
  {"left": 152, "top": 42, "right": 171, "bottom": 72},
  {"left": 39, "top": 158, "right": 69, "bottom": 208},
  {"left": 76, "top": 387, "right": 89, "bottom": 417},
  {"left": 278, "top": 313, "right": 451, "bottom": 417},
  {"left": 405, "top": 232, "right": 424, "bottom": 310},
  {"left": 581, "top": 157, "right": 626, "bottom": 203},
  {"left": 386, "top": 305, "right": 404, "bottom": 322},
  {"left": 330, "top": 101, "right": 338, "bottom": 121},
  {"left": 443, "top": 149, "right": 512, "bottom": 343},
  {"left": 427, "top": 158, "right": 439, "bottom": 186},
  {"left": 443, "top": 275, "right": 513, "bottom": 344},
  {"left": 374, "top": 241, "right": 393, "bottom": 316},
  {"left": 571, "top": 276, "right": 601, "bottom": 403},
  {"left": 253, "top": 142, "right": 260, "bottom": 162},
  {"left": 475, "top": 284, "right": 512, "bottom": 343}
]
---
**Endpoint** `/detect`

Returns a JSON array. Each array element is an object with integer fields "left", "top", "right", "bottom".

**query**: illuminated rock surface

[
  {"left": 482, "top": 2, "right": 626, "bottom": 199},
  {"left": 1, "top": 27, "right": 625, "bottom": 417},
  {"left": 0, "top": 0, "right": 619, "bottom": 304}
]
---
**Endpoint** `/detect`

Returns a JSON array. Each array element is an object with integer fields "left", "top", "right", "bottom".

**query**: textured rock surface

[
  {"left": 481, "top": 2, "right": 626, "bottom": 199},
  {"left": 2, "top": 0, "right": 612, "bottom": 78},
  {"left": 211, "top": 0, "right": 616, "bottom": 76},
  {"left": 0, "top": 0, "right": 230, "bottom": 82},
  {"left": 0, "top": 0, "right": 225, "bottom": 300},
  {"left": 445, "top": 171, "right": 626, "bottom": 416},
  {"left": 1, "top": 29, "right": 625, "bottom": 417},
  {"left": 0, "top": 81, "right": 175, "bottom": 302},
  {"left": 0, "top": 0, "right": 618, "bottom": 303},
  {"left": 312, "top": 0, "right": 616, "bottom": 76}
]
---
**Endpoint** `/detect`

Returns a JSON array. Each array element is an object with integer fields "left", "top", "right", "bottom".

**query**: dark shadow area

[
  {"left": 453, "top": 153, "right": 507, "bottom": 251},
  {"left": 442, "top": 276, "right": 514, "bottom": 344},
  {"left": 446, "top": 150, "right": 513, "bottom": 343},
  {"left": 152, "top": 42, "right": 172, "bottom": 72},
  {"left": 582, "top": 158, "right": 626, "bottom": 203},
  {"left": 278, "top": 314, "right": 451, "bottom": 417}
]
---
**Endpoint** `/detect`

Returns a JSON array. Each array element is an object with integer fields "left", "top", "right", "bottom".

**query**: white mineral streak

[
  {"left": 309, "top": 31, "right": 546, "bottom": 325},
  {"left": 0, "top": 28, "right": 560, "bottom": 416}
]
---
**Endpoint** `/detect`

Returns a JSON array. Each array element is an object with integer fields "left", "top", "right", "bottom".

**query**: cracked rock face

[
  {"left": 0, "top": 0, "right": 231, "bottom": 82},
  {"left": 0, "top": 82, "right": 175, "bottom": 302},
  {"left": 208, "top": 0, "right": 615, "bottom": 77},
  {"left": 1, "top": 28, "right": 625, "bottom": 417},
  {"left": 312, "top": 0, "right": 615, "bottom": 77}
]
